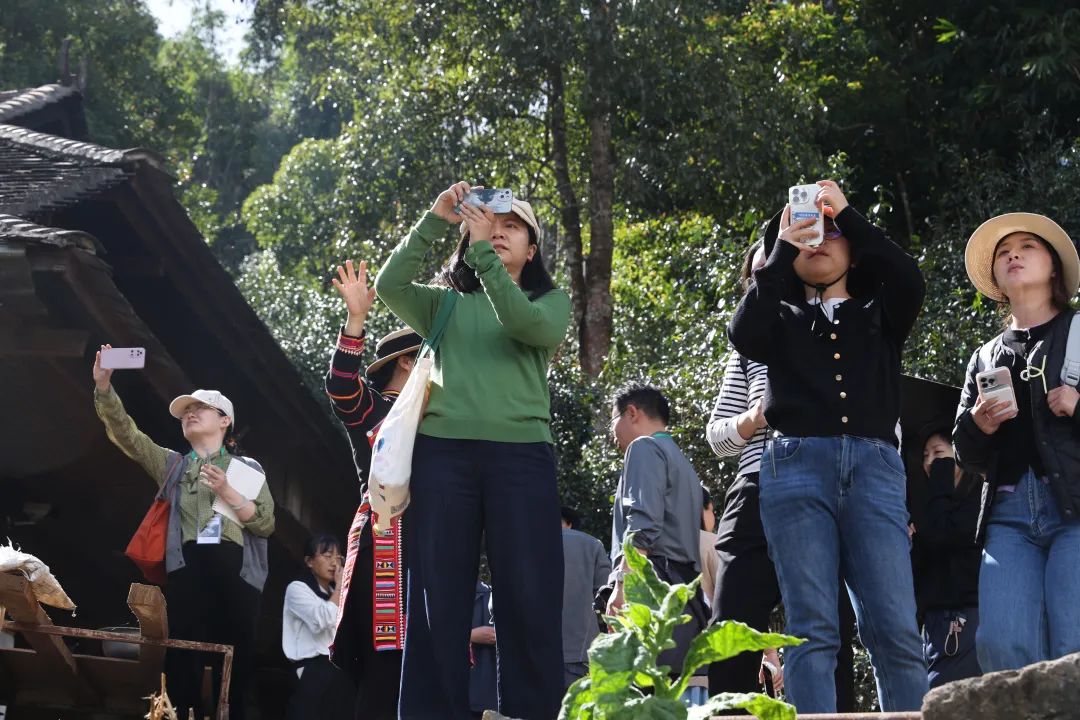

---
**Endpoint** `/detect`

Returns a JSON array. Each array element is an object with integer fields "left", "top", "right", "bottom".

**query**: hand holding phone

[
  {"left": 788, "top": 184, "right": 825, "bottom": 247},
  {"left": 973, "top": 367, "right": 1018, "bottom": 434},
  {"left": 100, "top": 346, "right": 146, "bottom": 370}
]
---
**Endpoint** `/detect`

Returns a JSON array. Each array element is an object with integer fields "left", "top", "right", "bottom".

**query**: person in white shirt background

[{"left": 283, "top": 534, "right": 354, "bottom": 719}]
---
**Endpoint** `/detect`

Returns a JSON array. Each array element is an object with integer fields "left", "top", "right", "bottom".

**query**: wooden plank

[
  {"left": 0, "top": 573, "right": 98, "bottom": 704},
  {"left": 127, "top": 582, "right": 167, "bottom": 670},
  {"left": 0, "top": 325, "right": 88, "bottom": 357}
]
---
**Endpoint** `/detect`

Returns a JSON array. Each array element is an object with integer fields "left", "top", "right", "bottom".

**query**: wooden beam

[
  {"left": 0, "top": 572, "right": 98, "bottom": 704},
  {"left": 126, "top": 583, "right": 167, "bottom": 671},
  {"left": 0, "top": 326, "right": 88, "bottom": 357}
]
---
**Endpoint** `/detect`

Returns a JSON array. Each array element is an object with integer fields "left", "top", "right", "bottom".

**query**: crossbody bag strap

[
  {"left": 156, "top": 452, "right": 185, "bottom": 501},
  {"left": 420, "top": 291, "right": 459, "bottom": 358}
]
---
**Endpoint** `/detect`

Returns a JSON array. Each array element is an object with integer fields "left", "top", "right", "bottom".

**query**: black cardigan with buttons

[{"left": 727, "top": 206, "right": 926, "bottom": 446}]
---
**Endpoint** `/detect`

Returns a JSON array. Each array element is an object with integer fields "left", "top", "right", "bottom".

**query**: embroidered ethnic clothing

[{"left": 324, "top": 328, "right": 405, "bottom": 652}]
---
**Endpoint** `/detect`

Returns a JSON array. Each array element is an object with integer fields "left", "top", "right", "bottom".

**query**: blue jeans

[
  {"left": 760, "top": 435, "right": 927, "bottom": 713},
  {"left": 977, "top": 470, "right": 1080, "bottom": 672}
]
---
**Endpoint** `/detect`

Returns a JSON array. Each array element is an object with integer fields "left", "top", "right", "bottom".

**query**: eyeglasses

[{"left": 184, "top": 402, "right": 226, "bottom": 417}]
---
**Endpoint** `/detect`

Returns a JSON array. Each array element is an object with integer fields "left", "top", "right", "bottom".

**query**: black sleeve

[
  {"left": 727, "top": 239, "right": 799, "bottom": 365},
  {"left": 915, "top": 459, "right": 981, "bottom": 549},
  {"left": 834, "top": 206, "right": 926, "bottom": 346},
  {"left": 953, "top": 348, "right": 996, "bottom": 475}
]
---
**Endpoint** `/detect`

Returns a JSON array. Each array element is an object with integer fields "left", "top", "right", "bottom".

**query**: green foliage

[{"left": 559, "top": 535, "right": 801, "bottom": 720}]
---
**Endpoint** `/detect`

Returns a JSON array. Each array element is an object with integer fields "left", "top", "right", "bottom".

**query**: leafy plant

[{"left": 560, "top": 536, "right": 803, "bottom": 720}]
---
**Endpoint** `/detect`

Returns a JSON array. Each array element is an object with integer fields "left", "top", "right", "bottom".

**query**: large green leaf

[
  {"left": 610, "top": 695, "right": 688, "bottom": 720},
  {"left": 622, "top": 537, "right": 670, "bottom": 610},
  {"left": 674, "top": 622, "right": 803, "bottom": 696},
  {"left": 588, "top": 630, "right": 650, "bottom": 676},
  {"left": 687, "top": 692, "right": 796, "bottom": 720}
]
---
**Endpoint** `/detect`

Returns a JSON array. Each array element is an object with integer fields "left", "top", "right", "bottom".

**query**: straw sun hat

[{"left": 964, "top": 212, "right": 1079, "bottom": 303}]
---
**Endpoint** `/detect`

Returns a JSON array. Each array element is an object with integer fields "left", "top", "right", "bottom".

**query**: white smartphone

[
  {"left": 459, "top": 188, "right": 513, "bottom": 214},
  {"left": 976, "top": 367, "right": 1017, "bottom": 414},
  {"left": 100, "top": 347, "right": 146, "bottom": 370},
  {"left": 788, "top": 184, "right": 824, "bottom": 247}
]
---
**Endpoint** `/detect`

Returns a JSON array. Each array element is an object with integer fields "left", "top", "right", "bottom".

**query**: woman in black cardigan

[{"left": 728, "top": 180, "right": 927, "bottom": 713}]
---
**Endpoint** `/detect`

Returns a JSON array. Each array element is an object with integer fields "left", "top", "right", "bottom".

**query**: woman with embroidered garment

[{"left": 323, "top": 259, "right": 421, "bottom": 720}]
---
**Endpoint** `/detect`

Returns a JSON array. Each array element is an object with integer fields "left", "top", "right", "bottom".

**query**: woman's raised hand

[
  {"left": 430, "top": 181, "right": 472, "bottom": 224},
  {"left": 332, "top": 259, "right": 376, "bottom": 319},
  {"left": 816, "top": 180, "right": 849, "bottom": 218},
  {"left": 93, "top": 344, "right": 114, "bottom": 392},
  {"left": 777, "top": 205, "right": 820, "bottom": 253},
  {"left": 457, "top": 202, "right": 496, "bottom": 246}
]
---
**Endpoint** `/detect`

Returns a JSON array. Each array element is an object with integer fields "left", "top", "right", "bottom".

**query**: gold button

[
  {"left": 833, "top": 353, "right": 841, "bottom": 360},
  {"left": 835, "top": 374, "right": 842, "bottom": 382},
  {"left": 840, "top": 392, "right": 847, "bottom": 399},
  {"left": 830, "top": 333, "right": 838, "bottom": 340},
  {"left": 841, "top": 416, "right": 849, "bottom": 423}
]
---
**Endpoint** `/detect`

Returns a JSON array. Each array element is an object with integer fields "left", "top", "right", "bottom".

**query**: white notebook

[{"left": 213, "top": 460, "right": 267, "bottom": 524}]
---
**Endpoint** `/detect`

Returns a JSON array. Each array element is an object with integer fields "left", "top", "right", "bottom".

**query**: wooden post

[
  {"left": 127, "top": 582, "right": 168, "bottom": 683},
  {"left": 0, "top": 572, "right": 97, "bottom": 703}
]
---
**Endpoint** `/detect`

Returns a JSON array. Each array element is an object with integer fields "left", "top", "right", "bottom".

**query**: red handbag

[{"left": 125, "top": 454, "right": 182, "bottom": 585}]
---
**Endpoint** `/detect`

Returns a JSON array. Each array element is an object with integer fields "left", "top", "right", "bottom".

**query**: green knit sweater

[{"left": 374, "top": 212, "right": 570, "bottom": 443}]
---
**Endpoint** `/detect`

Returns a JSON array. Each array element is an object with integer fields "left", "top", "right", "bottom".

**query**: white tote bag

[{"left": 369, "top": 292, "right": 457, "bottom": 528}]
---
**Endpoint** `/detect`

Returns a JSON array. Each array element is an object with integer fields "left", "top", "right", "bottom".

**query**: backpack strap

[
  {"left": 1060, "top": 311, "right": 1080, "bottom": 387},
  {"left": 977, "top": 335, "right": 1000, "bottom": 373}
]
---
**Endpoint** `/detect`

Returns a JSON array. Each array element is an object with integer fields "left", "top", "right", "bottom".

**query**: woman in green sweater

[{"left": 375, "top": 181, "right": 570, "bottom": 720}]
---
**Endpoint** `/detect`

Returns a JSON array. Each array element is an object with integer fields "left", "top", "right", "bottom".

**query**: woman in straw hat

[
  {"left": 321, "top": 258, "right": 422, "bottom": 719},
  {"left": 375, "top": 181, "right": 569, "bottom": 719},
  {"left": 92, "top": 347, "right": 274, "bottom": 720},
  {"left": 954, "top": 213, "right": 1080, "bottom": 672}
]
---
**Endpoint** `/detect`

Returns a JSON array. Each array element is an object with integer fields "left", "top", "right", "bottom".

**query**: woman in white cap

[
  {"left": 375, "top": 182, "right": 570, "bottom": 719},
  {"left": 954, "top": 213, "right": 1080, "bottom": 672},
  {"left": 92, "top": 346, "right": 274, "bottom": 719}
]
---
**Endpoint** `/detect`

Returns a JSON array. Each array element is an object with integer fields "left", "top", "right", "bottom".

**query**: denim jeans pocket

[
  {"left": 769, "top": 436, "right": 803, "bottom": 463},
  {"left": 875, "top": 442, "right": 907, "bottom": 482}
]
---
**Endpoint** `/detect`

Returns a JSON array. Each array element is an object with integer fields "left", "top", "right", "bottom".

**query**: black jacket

[
  {"left": 728, "top": 206, "right": 926, "bottom": 444},
  {"left": 954, "top": 309, "right": 1080, "bottom": 541},
  {"left": 911, "top": 458, "right": 981, "bottom": 618}
]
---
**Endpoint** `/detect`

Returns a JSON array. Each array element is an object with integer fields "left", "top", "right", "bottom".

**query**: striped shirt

[{"left": 706, "top": 351, "right": 769, "bottom": 476}]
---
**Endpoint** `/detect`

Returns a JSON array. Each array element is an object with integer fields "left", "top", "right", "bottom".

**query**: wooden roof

[{"left": 0, "top": 86, "right": 356, "bottom": 714}]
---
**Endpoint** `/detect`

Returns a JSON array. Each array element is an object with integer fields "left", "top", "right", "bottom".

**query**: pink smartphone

[
  {"left": 100, "top": 347, "right": 146, "bottom": 370},
  {"left": 975, "top": 367, "right": 1017, "bottom": 414}
]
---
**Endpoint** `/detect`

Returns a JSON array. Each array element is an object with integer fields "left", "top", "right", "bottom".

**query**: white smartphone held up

[
  {"left": 976, "top": 366, "right": 1018, "bottom": 415},
  {"left": 788, "top": 184, "right": 824, "bottom": 247},
  {"left": 100, "top": 347, "right": 146, "bottom": 370}
]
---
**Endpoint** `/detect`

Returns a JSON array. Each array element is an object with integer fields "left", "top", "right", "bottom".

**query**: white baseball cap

[{"left": 169, "top": 389, "right": 235, "bottom": 427}]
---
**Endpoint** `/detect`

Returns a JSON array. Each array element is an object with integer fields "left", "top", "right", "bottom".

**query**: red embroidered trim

[{"left": 371, "top": 510, "right": 404, "bottom": 651}]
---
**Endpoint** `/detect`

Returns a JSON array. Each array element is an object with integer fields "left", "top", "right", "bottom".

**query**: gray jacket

[
  {"left": 610, "top": 433, "right": 701, "bottom": 571},
  {"left": 162, "top": 450, "right": 270, "bottom": 592},
  {"left": 561, "top": 527, "right": 611, "bottom": 663}
]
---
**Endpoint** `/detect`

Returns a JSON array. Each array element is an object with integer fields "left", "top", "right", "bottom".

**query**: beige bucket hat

[{"left": 964, "top": 212, "right": 1079, "bottom": 302}]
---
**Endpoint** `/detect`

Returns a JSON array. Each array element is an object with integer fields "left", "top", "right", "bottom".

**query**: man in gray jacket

[
  {"left": 560, "top": 507, "right": 611, "bottom": 690},
  {"left": 606, "top": 383, "right": 708, "bottom": 702}
]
